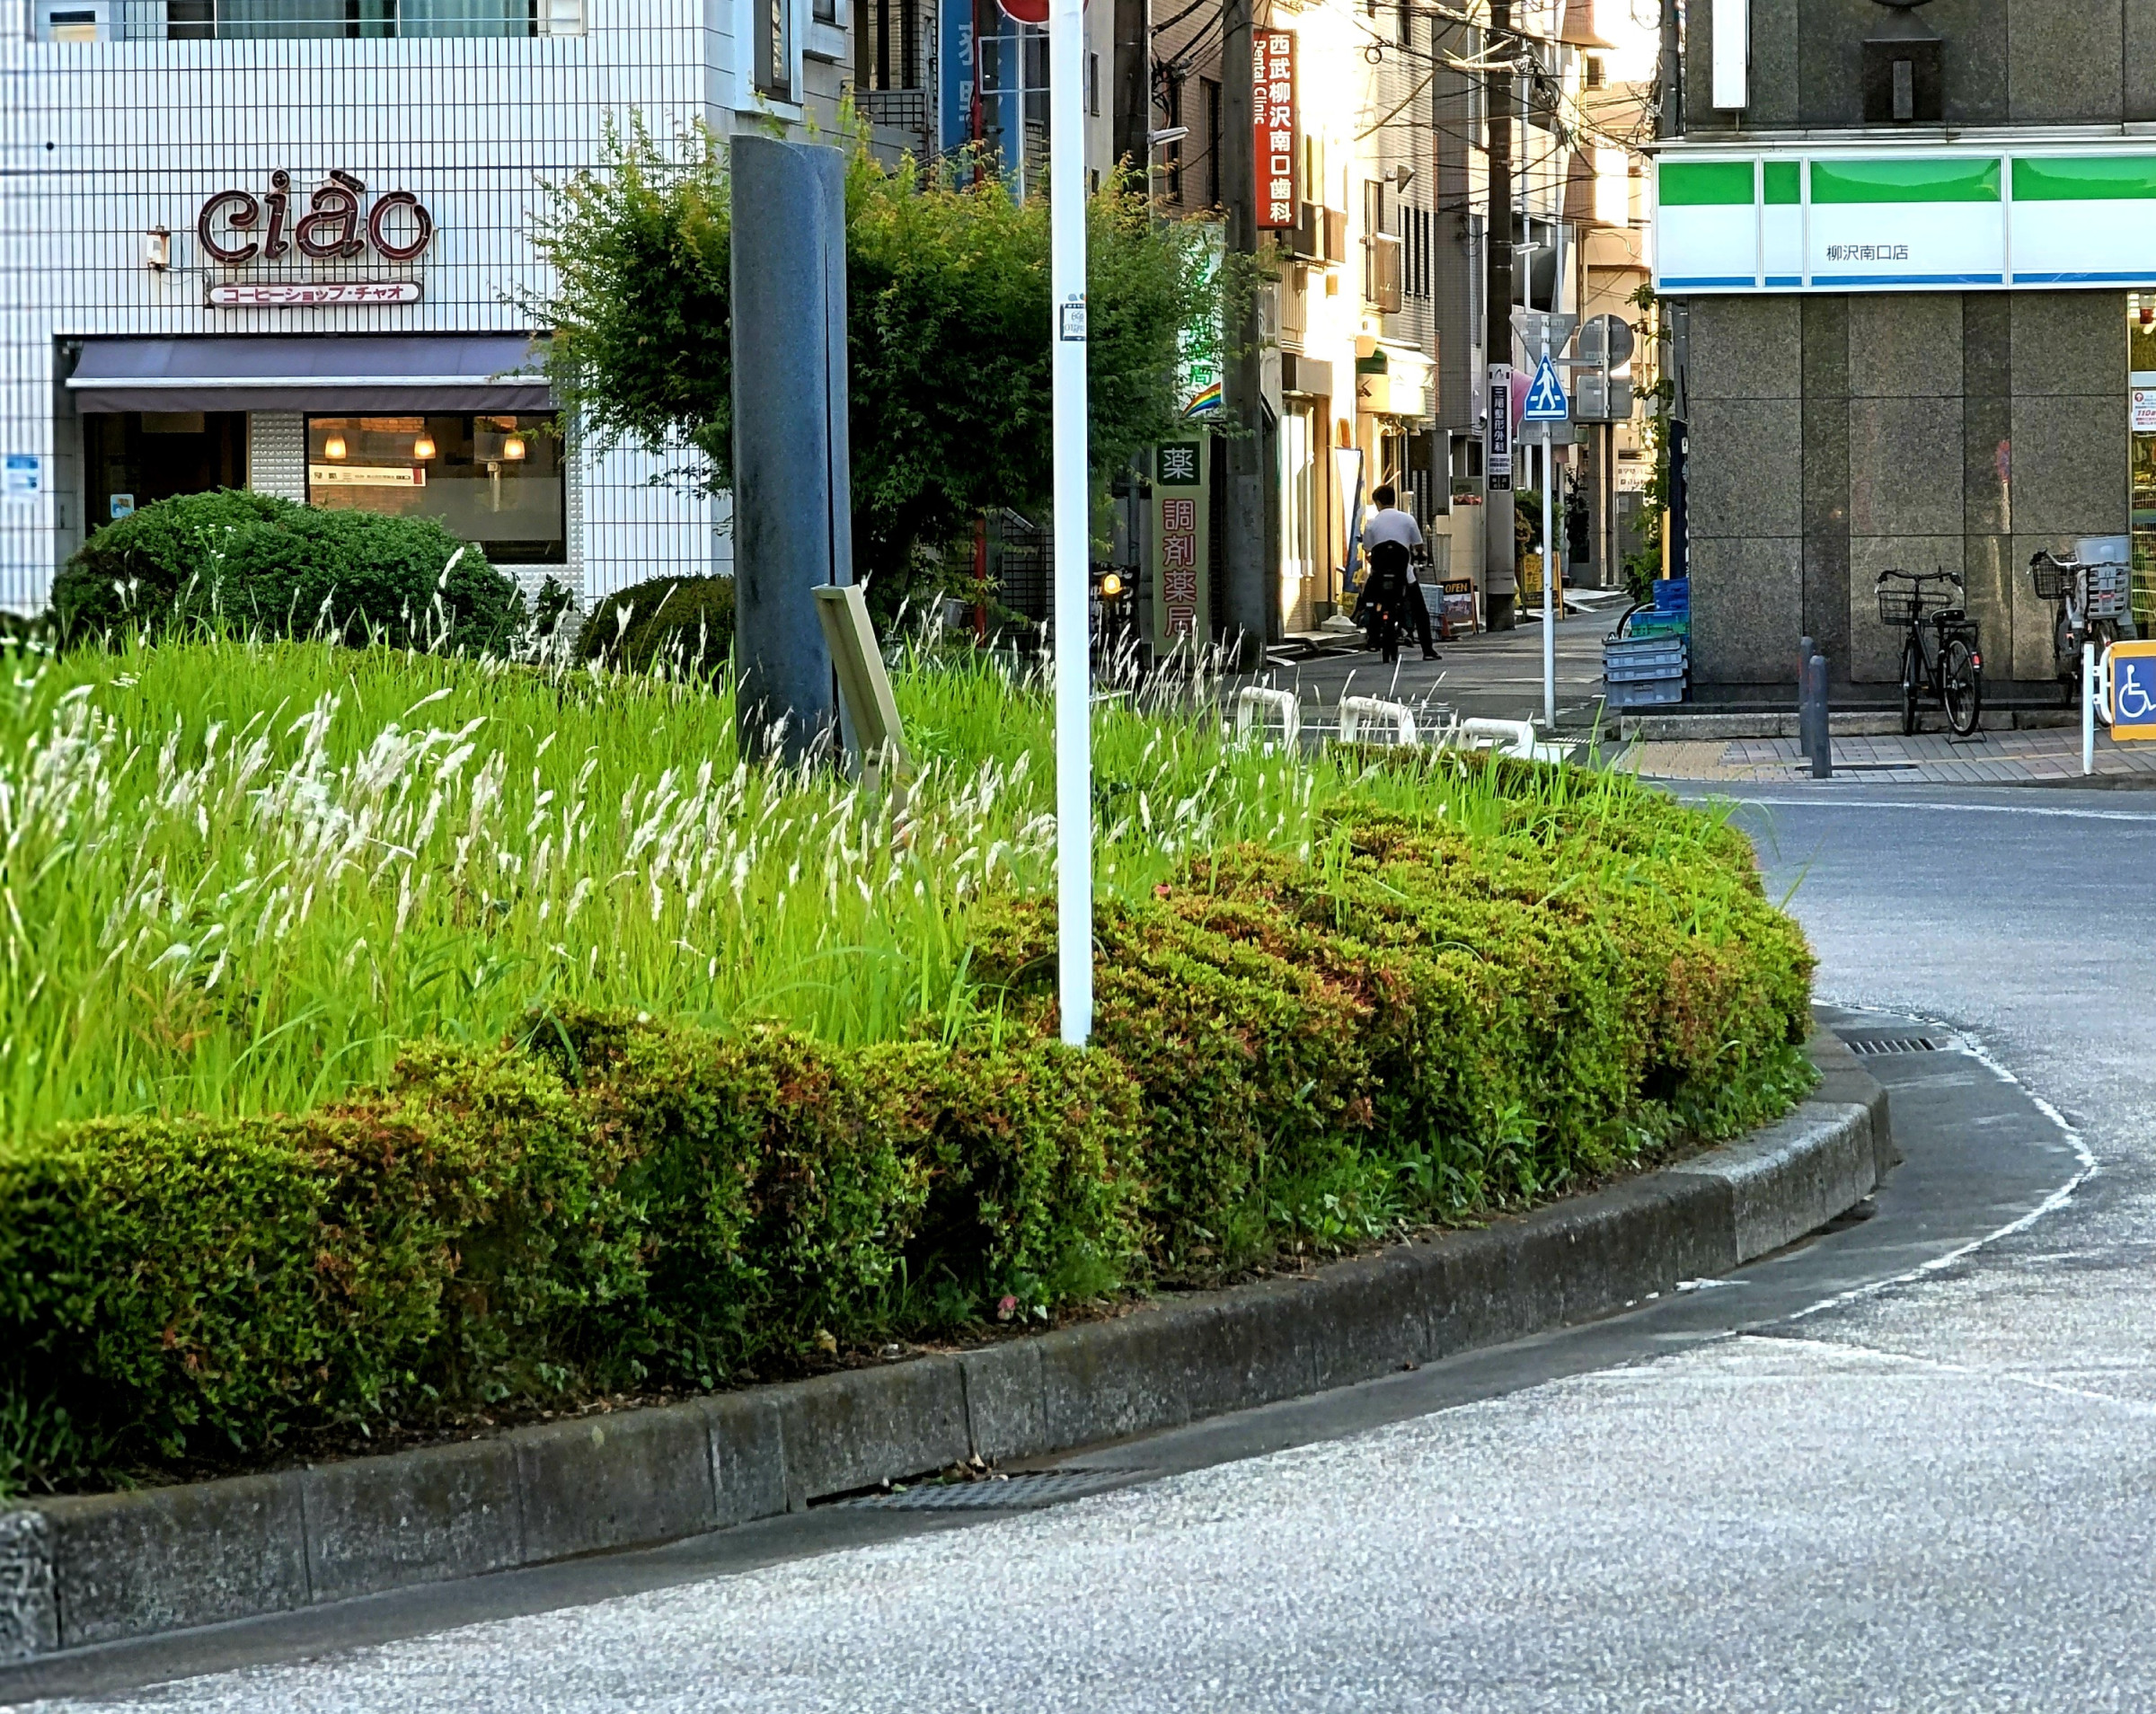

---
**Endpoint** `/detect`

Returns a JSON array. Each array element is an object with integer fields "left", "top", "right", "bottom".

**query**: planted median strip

[{"left": 1, "top": 635, "right": 1813, "bottom": 1598}]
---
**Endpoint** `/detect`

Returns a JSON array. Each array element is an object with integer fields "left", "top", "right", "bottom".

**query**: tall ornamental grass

[{"left": 0, "top": 632, "right": 1715, "bottom": 1142}]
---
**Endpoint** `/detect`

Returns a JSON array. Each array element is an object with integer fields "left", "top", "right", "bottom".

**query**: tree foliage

[{"left": 527, "top": 118, "right": 1233, "bottom": 605}]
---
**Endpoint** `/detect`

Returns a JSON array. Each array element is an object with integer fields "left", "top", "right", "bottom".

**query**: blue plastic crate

[
  {"left": 1602, "top": 676, "right": 1687, "bottom": 709},
  {"left": 1652, "top": 577, "right": 1689, "bottom": 612},
  {"left": 1604, "top": 637, "right": 1689, "bottom": 676}
]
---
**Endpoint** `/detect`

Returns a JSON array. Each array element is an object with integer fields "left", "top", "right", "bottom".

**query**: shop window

[
  {"left": 305, "top": 414, "right": 566, "bottom": 565},
  {"left": 84, "top": 411, "right": 247, "bottom": 536}
]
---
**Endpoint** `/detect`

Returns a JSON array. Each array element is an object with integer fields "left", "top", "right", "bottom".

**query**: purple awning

[{"left": 67, "top": 334, "right": 552, "bottom": 413}]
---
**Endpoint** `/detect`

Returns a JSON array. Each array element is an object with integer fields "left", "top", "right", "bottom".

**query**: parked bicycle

[
  {"left": 1876, "top": 569, "right": 1983, "bottom": 737},
  {"left": 2028, "top": 548, "right": 2128, "bottom": 708}
]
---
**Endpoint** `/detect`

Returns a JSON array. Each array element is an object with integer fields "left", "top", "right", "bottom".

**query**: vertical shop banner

[
  {"left": 1486, "top": 364, "right": 1513, "bottom": 490},
  {"left": 1153, "top": 440, "right": 1211, "bottom": 645},
  {"left": 939, "top": 0, "right": 976, "bottom": 154},
  {"left": 1253, "top": 31, "right": 1295, "bottom": 229}
]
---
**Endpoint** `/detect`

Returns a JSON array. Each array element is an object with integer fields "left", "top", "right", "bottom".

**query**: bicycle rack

[
  {"left": 1233, "top": 685, "right": 1302, "bottom": 748},
  {"left": 1339, "top": 695, "right": 1419, "bottom": 746}
]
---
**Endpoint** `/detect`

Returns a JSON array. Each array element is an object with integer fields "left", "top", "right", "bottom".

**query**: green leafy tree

[{"left": 526, "top": 118, "right": 1233, "bottom": 614}]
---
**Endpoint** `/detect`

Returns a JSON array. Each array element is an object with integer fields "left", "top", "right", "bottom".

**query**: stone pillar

[{"left": 729, "top": 135, "right": 852, "bottom": 764}]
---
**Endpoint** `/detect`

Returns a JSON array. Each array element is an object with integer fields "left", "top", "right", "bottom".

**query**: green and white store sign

[{"left": 1656, "top": 146, "right": 2156, "bottom": 293}]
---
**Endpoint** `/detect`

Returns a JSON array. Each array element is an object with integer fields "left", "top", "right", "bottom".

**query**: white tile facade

[{"left": 0, "top": 0, "right": 840, "bottom": 610}]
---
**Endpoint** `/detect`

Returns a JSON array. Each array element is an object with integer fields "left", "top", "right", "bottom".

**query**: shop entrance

[{"left": 84, "top": 411, "right": 246, "bottom": 535}]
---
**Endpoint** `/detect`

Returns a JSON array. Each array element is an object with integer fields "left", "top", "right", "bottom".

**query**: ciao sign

[{"left": 197, "top": 171, "right": 435, "bottom": 268}]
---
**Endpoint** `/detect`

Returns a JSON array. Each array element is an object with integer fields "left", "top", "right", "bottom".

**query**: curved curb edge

[{"left": 0, "top": 1022, "right": 1888, "bottom": 1664}]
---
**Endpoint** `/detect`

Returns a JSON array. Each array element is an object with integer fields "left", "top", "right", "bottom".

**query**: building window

[
  {"left": 138, "top": 0, "right": 579, "bottom": 39},
  {"left": 1586, "top": 53, "right": 1605, "bottom": 89},
  {"left": 305, "top": 414, "right": 566, "bottom": 565},
  {"left": 755, "top": 0, "right": 792, "bottom": 100},
  {"left": 855, "top": 0, "right": 920, "bottom": 90},
  {"left": 1163, "top": 73, "right": 1184, "bottom": 203},
  {"left": 1204, "top": 75, "right": 1221, "bottom": 208},
  {"left": 1089, "top": 51, "right": 1100, "bottom": 116}
]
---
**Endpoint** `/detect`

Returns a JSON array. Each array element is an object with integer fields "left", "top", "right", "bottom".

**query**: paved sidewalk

[{"left": 1620, "top": 726, "right": 2156, "bottom": 786}]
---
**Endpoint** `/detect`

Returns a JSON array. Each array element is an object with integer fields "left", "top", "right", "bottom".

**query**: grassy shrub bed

[
  {"left": 52, "top": 490, "right": 522, "bottom": 651},
  {"left": 0, "top": 639, "right": 1812, "bottom": 1491}
]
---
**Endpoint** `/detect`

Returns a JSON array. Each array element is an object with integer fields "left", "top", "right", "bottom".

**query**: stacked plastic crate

[{"left": 1602, "top": 577, "right": 1689, "bottom": 709}]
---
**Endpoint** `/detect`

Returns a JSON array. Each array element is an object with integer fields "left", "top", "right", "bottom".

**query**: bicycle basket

[
  {"left": 2030, "top": 555, "right": 2073, "bottom": 601},
  {"left": 1878, "top": 579, "right": 1954, "bottom": 626}
]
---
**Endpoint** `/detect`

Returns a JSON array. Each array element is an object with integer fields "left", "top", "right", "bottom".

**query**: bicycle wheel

[
  {"left": 1901, "top": 636, "right": 1922, "bottom": 736},
  {"left": 1943, "top": 638, "right": 1983, "bottom": 736}
]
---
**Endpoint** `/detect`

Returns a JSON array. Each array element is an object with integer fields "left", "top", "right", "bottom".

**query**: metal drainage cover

[
  {"left": 838, "top": 1469, "right": 1145, "bottom": 1511},
  {"left": 1843, "top": 1036, "right": 1946, "bottom": 1056}
]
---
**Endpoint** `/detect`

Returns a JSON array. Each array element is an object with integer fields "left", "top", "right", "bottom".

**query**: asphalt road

[{"left": 22, "top": 782, "right": 2156, "bottom": 1712}]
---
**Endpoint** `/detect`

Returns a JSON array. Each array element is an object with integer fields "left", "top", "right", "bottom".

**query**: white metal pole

[
  {"left": 2084, "top": 641, "right": 2097, "bottom": 775},
  {"left": 1050, "top": 0, "right": 1092, "bottom": 1044},
  {"left": 1541, "top": 332, "right": 1556, "bottom": 730}
]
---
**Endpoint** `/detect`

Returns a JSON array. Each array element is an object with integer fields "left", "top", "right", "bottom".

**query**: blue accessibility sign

[
  {"left": 1521, "top": 354, "right": 1568, "bottom": 421},
  {"left": 2111, "top": 640, "right": 2156, "bottom": 741}
]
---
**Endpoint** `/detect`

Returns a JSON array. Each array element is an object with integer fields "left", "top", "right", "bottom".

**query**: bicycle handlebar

[{"left": 1875, "top": 568, "right": 1964, "bottom": 588}]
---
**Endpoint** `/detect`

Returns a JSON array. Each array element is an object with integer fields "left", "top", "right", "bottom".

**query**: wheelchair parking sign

[{"left": 2112, "top": 641, "right": 2156, "bottom": 741}]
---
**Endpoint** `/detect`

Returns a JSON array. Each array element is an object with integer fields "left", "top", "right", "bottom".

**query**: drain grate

[
  {"left": 835, "top": 1468, "right": 1144, "bottom": 1511},
  {"left": 1842, "top": 1036, "right": 1944, "bottom": 1056}
]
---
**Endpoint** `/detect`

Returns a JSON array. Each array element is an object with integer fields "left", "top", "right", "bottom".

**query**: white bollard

[
  {"left": 1339, "top": 695, "right": 1419, "bottom": 746},
  {"left": 2085, "top": 641, "right": 2097, "bottom": 776},
  {"left": 1234, "top": 685, "right": 1302, "bottom": 748}
]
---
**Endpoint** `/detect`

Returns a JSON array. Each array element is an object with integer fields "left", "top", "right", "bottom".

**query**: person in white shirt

[{"left": 1363, "top": 485, "right": 1438, "bottom": 659}]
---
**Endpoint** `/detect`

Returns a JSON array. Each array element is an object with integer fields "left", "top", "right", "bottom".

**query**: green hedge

[
  {"left": 53, "top": 490, "right": 522, "bottom": 652},
  {"left": 573, "top": 573, "right": 734, "bottom": 677},
  {"left": 0, "top": 792, "right": 1811, "bottom": 1490}
]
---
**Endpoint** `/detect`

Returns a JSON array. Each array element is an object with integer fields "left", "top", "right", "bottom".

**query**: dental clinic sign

[
  {"left": 197, "top": 171, "right": 435, "bottom": 307},
  {"left": 1656, "top": 146, "right": 2156, "bottom": 294}
]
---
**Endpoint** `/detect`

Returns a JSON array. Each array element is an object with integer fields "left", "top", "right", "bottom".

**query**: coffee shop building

[{"left": 0, "top": 0, "right": 866, "bottom": 614}]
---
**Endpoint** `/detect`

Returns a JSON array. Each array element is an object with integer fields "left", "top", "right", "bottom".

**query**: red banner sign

[{"left": 1253, "top": 30, "right": 1295, "bottom": 230}]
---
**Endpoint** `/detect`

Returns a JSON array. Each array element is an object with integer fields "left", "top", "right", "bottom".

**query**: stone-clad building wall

[
  {"left": 1686, "top": 290, "right": 2125, "bottom": 689},
  {"left": 1687, "top": 0, "right": 2156, "bottom": 132}
]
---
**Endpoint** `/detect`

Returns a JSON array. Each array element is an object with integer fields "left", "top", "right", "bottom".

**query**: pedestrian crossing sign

[{"left": 1522, "top": 355, "right": 1568, "bottom": 421}]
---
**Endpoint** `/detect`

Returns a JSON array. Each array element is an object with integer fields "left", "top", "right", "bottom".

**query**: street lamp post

[{"left": 1051, "top": 0, "right": 1092, "bottom": 1044}]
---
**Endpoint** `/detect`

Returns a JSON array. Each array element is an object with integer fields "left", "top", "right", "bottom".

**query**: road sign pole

[
  {"left": 1051, "top": 0, "right": 1091, "bottom": 1043},
  {"left": 1542, "top": 332, "right": 1555, "bottom": 730}
]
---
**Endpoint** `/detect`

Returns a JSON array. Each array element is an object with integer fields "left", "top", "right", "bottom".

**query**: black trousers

[{"left": 1403, "top": 583, "right": 1436, "bottom": 652}]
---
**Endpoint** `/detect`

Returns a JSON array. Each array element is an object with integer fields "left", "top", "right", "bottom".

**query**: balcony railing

[{"left": 40, "top": 0, "right": 580, "bottom": 41}]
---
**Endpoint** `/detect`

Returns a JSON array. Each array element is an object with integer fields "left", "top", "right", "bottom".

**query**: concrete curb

[{"left": 0, "top": 1027, "right": 1888, "bottom": 1664}]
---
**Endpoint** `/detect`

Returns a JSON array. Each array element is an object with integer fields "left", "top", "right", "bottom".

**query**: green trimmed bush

[
  {"left": 573, "top": 573, "right": 734, "bottom": 677},
  {"left": 52, "top": 490, "right": 520, "bottom": 651},
  {"left": 0, "top": 751, "right": 1813, "bottom": 1492}
]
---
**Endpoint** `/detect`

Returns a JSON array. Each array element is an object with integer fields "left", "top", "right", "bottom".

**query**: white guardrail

[{"left": 1233, "top": 685, "right": 1301, "bottom": 747}]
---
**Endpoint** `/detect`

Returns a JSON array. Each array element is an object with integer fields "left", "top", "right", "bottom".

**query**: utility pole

[
  {"left": 1112, "top": 0, "right": 1150, "bottom": 173},
  {"left": 1483, "top": 1, "right": 1517, "bottom": 631},
  {"left": 1220, "top": 0, "right": 1268, "bottom": 666}
]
